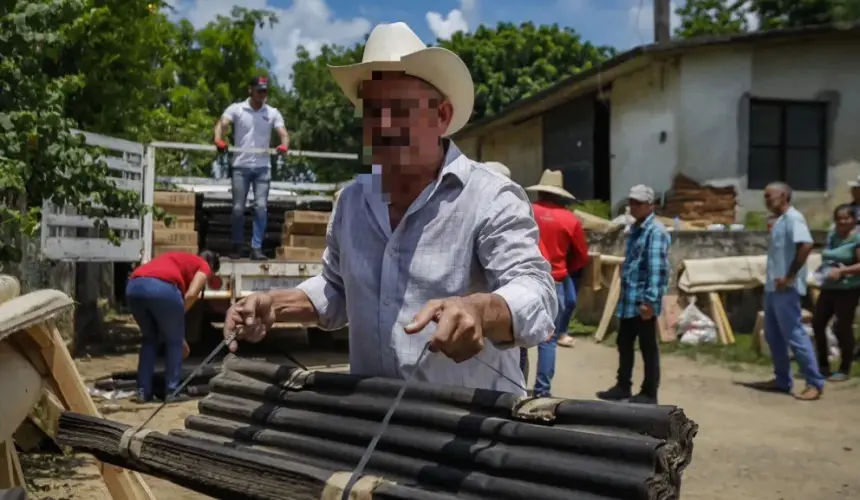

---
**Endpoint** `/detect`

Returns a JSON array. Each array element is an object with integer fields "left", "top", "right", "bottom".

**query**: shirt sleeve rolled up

[
  {"left": 476, "top": 183, "right": 558, "bottom": 348},
  {"left": 295, "top": 192, "right": 349, "bottom": 330}
]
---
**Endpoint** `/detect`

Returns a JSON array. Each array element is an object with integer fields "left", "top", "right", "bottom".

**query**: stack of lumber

[
  {"left": 58, "top": 355, "right": 699, "bottom": 500},
  {"left": 276, "top": 211, "right": 329, "bottom": 262},
  {"left": 153, "top": 191, "right": 199, "bottom": 257},
  {"left": 661, "top": 175, "right": 737, "bottom": 225}
]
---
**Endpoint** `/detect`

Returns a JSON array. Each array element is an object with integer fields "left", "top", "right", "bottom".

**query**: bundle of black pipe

[
  {"left": 181, "top": 355, "right": 698, "bottom": 500},
  {"left": 58, "top": 355, "right": 697, "bottom": 500},
  {"left": 92, "top": 364, "right": 220, "bottom": 399}
]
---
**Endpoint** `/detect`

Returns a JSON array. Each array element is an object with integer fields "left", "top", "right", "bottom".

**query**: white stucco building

[{"left": 453, "top": 24, "right": 860, "bottom": 223}]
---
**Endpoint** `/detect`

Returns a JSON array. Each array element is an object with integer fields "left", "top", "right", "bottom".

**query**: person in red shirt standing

[
  {"left": 525, "top": 170, "right": 588, "bottom": 396},
  {"left": 126, "top": 250, "right": 220, "bottom": 403}
]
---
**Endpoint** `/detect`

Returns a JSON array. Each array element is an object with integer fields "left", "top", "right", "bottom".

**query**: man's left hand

[
  {"left": 276, "top": 144, "right": 288, "bottom": 154},
  {"left": 775, "top": 276, "right": 791, "bottom": 290},
  {"left": 639, "top": 303, "right": 654, "bottom": 320},
  {"left": 405, "top": 297, "right": 485, "bottom": 363}
]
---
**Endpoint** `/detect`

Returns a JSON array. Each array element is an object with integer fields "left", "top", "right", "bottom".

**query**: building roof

[{"left": 454, "top": 22, "right": 860, "bottom": 140}]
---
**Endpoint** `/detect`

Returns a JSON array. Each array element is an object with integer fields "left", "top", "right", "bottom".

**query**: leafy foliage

[
  {"left": 676, "top": 0, "right": 860, "bottom": 38},
  {"left": 0, "top": 0, "right": 145, "bottom": 261}
]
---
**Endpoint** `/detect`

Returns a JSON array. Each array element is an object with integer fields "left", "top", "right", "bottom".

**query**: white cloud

[
  {"left": 426, "top": 0, "right": 478, "bottom": 40},
  {"left": 168, "top": 0, "right": 370, "bottom": 88}
]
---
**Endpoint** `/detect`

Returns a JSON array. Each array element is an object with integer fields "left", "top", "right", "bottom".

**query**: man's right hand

[
  {"left": 214, "top": 139, "right": 229, "bottom": 152},
  {"left": 224, "top": 293, "right": 276, "bottom": 352}
]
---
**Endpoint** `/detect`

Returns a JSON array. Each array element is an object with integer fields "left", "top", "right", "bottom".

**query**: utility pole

[{"left": 654, "top": 0, "right": 671, "bottom": 44}]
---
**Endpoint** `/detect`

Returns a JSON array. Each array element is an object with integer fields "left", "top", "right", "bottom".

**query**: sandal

[
  {"left": 794, "top": 385, "right": 823, "bottom": 401},
  {"left": 557, "top": 334, "right": 576, "bottom": 348}
]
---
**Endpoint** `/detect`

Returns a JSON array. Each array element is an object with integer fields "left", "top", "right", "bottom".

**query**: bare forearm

[
  {"left": 466, "top": 292, "right": 514, "bottom": 344},
  {"left": 278, "top": 128, "right": 290, "bottom": 148},
  {"left": 268, "top": 288, "right": 319, "bottom": 324},
  {"left": 214, "top": 120, "right": 226, "bottom": 142},
  {"left": 787, "top": 243, "right": 814, "bottom": 278}
]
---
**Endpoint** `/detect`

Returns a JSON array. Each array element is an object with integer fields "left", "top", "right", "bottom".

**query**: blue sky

[{"left": 167, "top": 0, "right": 686, "bottom": 86}]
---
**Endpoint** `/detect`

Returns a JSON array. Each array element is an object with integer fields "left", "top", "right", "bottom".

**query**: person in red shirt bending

[
  {"left": 126, "top": 250, "right": 220, "bottom": 403},
  {"left": 524, "top": 170, "right": 588, "bottom": 396}
]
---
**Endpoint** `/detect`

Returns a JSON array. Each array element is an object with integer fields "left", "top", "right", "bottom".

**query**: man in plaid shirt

[{"left": 597, "top": 185, "right": 670, "bottom": 405}]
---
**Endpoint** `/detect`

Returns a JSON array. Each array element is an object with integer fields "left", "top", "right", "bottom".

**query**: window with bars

[{"left": 747, "top": 99, "right": 827, "bottom": 191}]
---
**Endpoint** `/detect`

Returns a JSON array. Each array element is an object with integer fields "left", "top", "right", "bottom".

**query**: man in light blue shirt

[{"left": 759, "top": 182, "right": 825, "bottom": 400}]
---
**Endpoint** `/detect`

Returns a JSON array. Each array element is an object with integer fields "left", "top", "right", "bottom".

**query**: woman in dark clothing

[
  {"left": 812, "top": 205, "right": 860, "bottom": 382},
  {"left": 126, "top": 250, "right": 220, "bottom": 402}
]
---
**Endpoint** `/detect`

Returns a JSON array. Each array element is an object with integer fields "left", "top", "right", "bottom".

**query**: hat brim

[
  {"left": 525, "top": 185, "right": 577, "bottom": 200},
  {"left": 328, "top": 47, "right": 475, "bottom": 137}
]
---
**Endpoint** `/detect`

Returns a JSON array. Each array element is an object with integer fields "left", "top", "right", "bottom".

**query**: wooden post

[{"left": 654, "top": 0, "right": 671, "bottom": 43}]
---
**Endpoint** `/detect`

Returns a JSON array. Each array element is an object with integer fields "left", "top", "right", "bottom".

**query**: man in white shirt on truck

[{"left": 214, "top": 75, "right": 290, "bottom": 261}]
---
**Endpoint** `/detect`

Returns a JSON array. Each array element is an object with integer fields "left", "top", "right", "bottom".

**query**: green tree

[
  {"left": 440, "top": 22, "right": 616, "bottom": 121},
  {"left": 676, "top": 0, "right": 860, "bottom": 38},
  {"left": 674, "top": 0, "right": 754, "bottom": 38},
  {"left": 0, "top": 0, "right": 146, "bottom": 261},
  {"left": 284, "top": 44, "right": 364, "bottom": 182}
]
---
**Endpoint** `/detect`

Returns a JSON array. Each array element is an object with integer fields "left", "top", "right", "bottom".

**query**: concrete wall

[
  {"left": 609, "top": 62, "right": 681, "bottom": 210},
  {"left": 608, "top": 39, "right": 860, "bottom": 221},
  {"left": 477, "top": 116, "right": 544, "bottom": 188}
]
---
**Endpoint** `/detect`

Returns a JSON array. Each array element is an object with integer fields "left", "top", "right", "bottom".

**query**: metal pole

[
  {"left": 654, "top": 0, "right": 671, "bottom": 44},
  {"left": 148, "top": 141, "right": 358, "bottom": 161}
]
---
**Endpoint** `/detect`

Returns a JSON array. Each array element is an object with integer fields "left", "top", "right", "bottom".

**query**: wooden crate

[
  {"left": 275, "top": 246, "right": 324, "bottom": 262},
  {"left": 152, "top": 245, "right": 198, "bottom": 257},
  {"left": 285, "top": 211, "right": 330, "bottom": 225},
  {"left": 282, "top": 234, "right": 327, "bottom": 249},
  {"left": 152, "top": 229, "right": 198, "bottom": 246},
  {"left": 283, "top": 222, "right": 327, "bottom": 237},
  {"left": 153, "top": 215, "right": 196, "bottom": 231},
  {"left": 154, "top": 191, "right": 196, "bottom": 208}
]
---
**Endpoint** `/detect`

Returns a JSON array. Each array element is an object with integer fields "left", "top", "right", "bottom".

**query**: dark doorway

[{"left": 593, "top": 99, "right": 611, "bottom": 201}]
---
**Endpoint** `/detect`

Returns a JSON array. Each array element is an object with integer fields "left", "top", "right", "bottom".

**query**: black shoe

[
  {"left": 132, "top": 390, "right": 154, "bottom": 404},
  {"left": 628, "top": 393, "right": 658, "bottom": 405},
  {"left": 249, "top": 248, "right": 267, "bottom": 261},
  {"left": 162, "top": 393, "right": 191, "bottom": 404},
  {"left": 229, "top": 244, "right": 242, "bottom": 259},
  {"left": 596, "top": 385, "right": 631, "bottom": 401}
]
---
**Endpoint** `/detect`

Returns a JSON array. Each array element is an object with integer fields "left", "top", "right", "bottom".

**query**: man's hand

[
  {"left": 404, "top": 297, "right": 485, "bottom": 363},
  {"left": 827, "top": 265, "right": 844, "bottom": 281},
  {"left": 639, "top": 303, "right": 654, "bottom": 320},
  {"left": 182, "top": 340, "right": 190, "bottom": 360},
  {"left": 223, "top": 293, "right": 276, "bottom": 352},
  {"left": 775, "top": 276, "right": 792, "bottom": 290},
  {"left": 215, "top": 139, "right": 229, "bottom": 152},
  {"left": 276, "top": 144, "right": 288, "bottom": 155}
]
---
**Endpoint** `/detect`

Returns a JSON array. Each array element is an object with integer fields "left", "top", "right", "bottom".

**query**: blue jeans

[
  {"left": 764, "top": 290, "right": 825, "bottom": 391},
  {"left": 231, "top": 166, "right": 271, "bottom": 249},
  {"left": 533, "top": 276, "right": 578, "bottom": 397},
  {"left": 126, "top": 277, "right": 186, "bottom": 399}
]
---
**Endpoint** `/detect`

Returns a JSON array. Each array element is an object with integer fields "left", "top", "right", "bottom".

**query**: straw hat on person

[
  {"left": 525, "top": 170, "right": 576, "bottom": 200},
  {"left": 485, "top": 161, "right": 511, "bottom": 178},
  {"left": 327, "top": 22, "right": 475, "bottom": 137}
]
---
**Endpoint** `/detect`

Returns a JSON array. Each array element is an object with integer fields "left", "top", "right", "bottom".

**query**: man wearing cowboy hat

[
  {"left": 222, "top": 22, "right": 557, "bottom": 396},
  {"left": 597, "top": 185, "right": 670, "bottom": 405},
  {"left": 522, "top": 170, "right": 588, "bottom": 397}
]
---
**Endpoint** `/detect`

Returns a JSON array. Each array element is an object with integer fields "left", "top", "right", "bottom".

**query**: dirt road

[{"left": 24, "top": 340, "right": 860, "bottom": 500}]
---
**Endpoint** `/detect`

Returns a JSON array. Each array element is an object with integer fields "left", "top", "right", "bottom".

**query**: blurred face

[
  {"left": 763, "top": 187, "right": 786, "bottom": 215},
  {"left": 248, "top": 86, "right": 268, "bottom": 106},
  {"left": 360, "top": 72, "right": 453, "bottom": 171},
  {"left": 628, "top": 198, "right": 651, "bottom": 221},
  {"left": 834, "top": 208, "right": 856, "bottom": 235}
]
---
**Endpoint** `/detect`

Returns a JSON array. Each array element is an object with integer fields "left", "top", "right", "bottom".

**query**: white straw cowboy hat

[
  {"left": 525, "top": 170, "right": 576, "bottom": 200},
  {"left": 328, "top": 22, "right": 475, "bottom": 137},
  {"left": 485, "top": 161, "right": 511, "bottom": 178}
]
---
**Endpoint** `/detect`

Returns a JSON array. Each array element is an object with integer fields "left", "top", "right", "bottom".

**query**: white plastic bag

[{"left": 677, "top": 298, "right": 717, "bottom": 345}]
